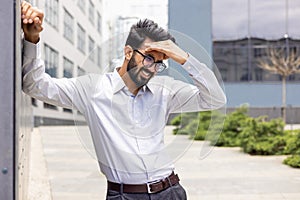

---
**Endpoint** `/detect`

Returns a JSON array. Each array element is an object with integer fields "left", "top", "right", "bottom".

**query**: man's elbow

[
  {"left": 220, "top": 92, "right": 227, "bottom": 106},
  {"left": 217, "top": 91, "right": 227, "bottom": 108},
  {"left": 210, "top": 92, "right": 227, "bottom": 110},
  {"left": 22, "top": 86, "right": 32, "bottom": 96},
  {"left": 22, "top": 81, "right": 36, "bottom": 96}
]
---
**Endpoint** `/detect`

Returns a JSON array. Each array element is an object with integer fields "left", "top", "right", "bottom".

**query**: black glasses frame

[{"left": 133, "top": 49, "right": 167, "bottom": 73}]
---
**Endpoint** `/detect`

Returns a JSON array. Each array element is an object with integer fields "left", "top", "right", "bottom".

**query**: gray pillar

[
  {"left": 167, "top": 0, "right": 213, "bottom": 81},
  {"left": 169, "top": 0, "right": 212, "bottom": 56},
  {"left": 0, "top": 1, "right": 33, "bottom": 199},
  {"left": 0, "top": 0, "right": 17, "bottom": 199}
]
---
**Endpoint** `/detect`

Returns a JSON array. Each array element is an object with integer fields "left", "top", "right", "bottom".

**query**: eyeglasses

[{"left": 133, "top": 49, "right": 167, "bottom": 73}]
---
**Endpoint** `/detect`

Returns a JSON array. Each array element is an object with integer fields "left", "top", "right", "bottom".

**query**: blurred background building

[
  {"left": 212, "top": 0, "right": 300, "bottom": 123},
  {"left": 27, "top": 0, "right": 169, "bottom": 126},
  {"left": 2, "top": 1, "right": 299, "bottom": 199},
  {"left": 27, "top": 0, "right": 104, "bottom": 126},
  {"left": 25, "top": 0, "right": 300, "bottom": 125}
]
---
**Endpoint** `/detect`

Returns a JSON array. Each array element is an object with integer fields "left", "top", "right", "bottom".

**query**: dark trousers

[{"left": 106, "top": 183, "right": 187, "bottom": 200}]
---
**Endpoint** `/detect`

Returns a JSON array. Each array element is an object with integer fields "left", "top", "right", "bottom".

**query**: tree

[{"left": 257, "top": 47, "right": 300, "bottom": 122}]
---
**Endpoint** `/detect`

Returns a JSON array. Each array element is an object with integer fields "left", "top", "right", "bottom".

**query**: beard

[{"left": 127, "top": 55, "right": 154, "bottom": 88}]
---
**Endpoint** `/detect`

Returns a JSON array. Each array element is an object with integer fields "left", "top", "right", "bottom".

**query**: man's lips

[{"left": 140, "top": 68, "right": 153, "bottom": 78}]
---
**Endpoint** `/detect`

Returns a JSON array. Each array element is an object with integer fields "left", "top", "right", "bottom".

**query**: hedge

[{"left": 170, "top": 105, "right": 300, "bottom": 168}]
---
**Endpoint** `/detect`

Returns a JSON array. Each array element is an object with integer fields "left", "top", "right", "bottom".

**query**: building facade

[
  {"left": 27, "top": 0, "right": 104, "bottom": 126},
  {"left": 103, "top": 0, "right": 169, "bottom": 70},
  {"left": 214, "top": 38, "right": 300, "bottom": 123},
  {"left": 214, "top": 38, "right": 300, "bottom": 83},
  {"left": 24, "top": 0, "right": 171, "bottom": 126}
]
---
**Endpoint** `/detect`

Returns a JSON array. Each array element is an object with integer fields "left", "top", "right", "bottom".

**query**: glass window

[
  {"left": 63, "top": 57, "right": 74, "bottom": 112},
  {"left": 44, "top": 44, "right": 58, "bottom": 110},
  {"left": 77, "top": 23, "right": 86, "bottom": 54},
  {"left": 63, "top": 8, "right": 74, "bottom": 43},
  {"left": 63, "top": 57, "right": 74, "bottom": 78},
  {"left": 88, "top": 36, "right": 95, "bottom": 61},
  {"left": 89, "top": 0, "right": 95, "bottom": 25},
  {"left": 27, "top": 0, "right": 35, "bottom": 5},
  {"left": 77, "top": 66, "right": 86, "bottom": 77},
  {"left": 97, "top": 45, "right": 101, "bottom": 67},
  {"left": 77, "top": 0, "right": 85, "bottom": 14},
  {"left": 45, "top": 0, "right": 59, "bottom": 29},
  {"left": 44, "top": 44, "right": 58, "bottom": 78},
  {"left": 97, "top": 12, "right": 102, "bottom": 34},
  {"left": 213, "top": 39, "right": 300, "bottom": 82}
]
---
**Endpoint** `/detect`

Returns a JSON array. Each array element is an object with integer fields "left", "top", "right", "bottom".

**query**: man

[{"left": 21, "top": 1, "right": 226, "bottom": 199}]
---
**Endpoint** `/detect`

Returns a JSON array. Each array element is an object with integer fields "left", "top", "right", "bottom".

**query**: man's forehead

[
  {"left": 139, "top": 38, "right": 154, "bottom": 49},
  {"left": 140, "top": 38, "right": 166, "bottom": 60}
]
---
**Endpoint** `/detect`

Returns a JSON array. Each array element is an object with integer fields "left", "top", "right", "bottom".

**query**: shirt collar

[
  {"left": 112, "top": 67, "right": 154, "bottom": 95},
  {"left": 112, "top": 67, "right": 126, "bottom": 94},
  {"left": 143, "top": 81, "right": 155, "bottom": 94}
]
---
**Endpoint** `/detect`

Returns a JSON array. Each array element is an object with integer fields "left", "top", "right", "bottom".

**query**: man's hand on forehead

[
  {"left": 144, "top": 40, "right": 188, "bottom": 65},
  {"left": 144, "top": 50, "right": 168, "bottom": 61}
]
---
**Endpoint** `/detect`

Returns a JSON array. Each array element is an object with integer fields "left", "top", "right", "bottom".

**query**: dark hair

[{"left": 125, "top": 19, "right": 176, "bottom": 49}]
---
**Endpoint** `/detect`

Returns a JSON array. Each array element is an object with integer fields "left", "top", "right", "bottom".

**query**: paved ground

[{"left": 28, "top": 125, "right": 300, "bottom": 200}]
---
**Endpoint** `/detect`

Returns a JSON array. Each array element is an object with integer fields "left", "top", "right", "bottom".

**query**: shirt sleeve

[
  {"left": 167, "top": 54, "right": 227, "bottom": 113},
  {"left": 22, "top": 39, "right": 94, "bottom": 114}
]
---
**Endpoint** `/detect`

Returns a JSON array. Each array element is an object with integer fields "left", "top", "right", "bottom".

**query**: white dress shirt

[{"left": 22, "top": 39, "right": 226, "bottom": 184}]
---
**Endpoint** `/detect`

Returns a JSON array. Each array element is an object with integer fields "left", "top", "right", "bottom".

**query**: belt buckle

[
  {"left": 146, "top": 179, "right": 160, "bottom": 194},
  {"left": 146, "top": 182, "right": 154, "bottom": 194}
]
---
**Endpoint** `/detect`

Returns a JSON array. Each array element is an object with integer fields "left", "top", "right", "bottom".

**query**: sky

[
  {"left": 212, "top": 0, "right": 300, "bottom": 40},
  {"left": 105, "top": 0, "right": 168, "bottom": 26},
  {"left": 106, "top": 0, "right": 300, "bottom": 41}
]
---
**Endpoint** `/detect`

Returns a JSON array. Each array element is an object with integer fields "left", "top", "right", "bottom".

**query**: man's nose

[{"left": 147, "top": 64, "right": 157, "bottom": 73}]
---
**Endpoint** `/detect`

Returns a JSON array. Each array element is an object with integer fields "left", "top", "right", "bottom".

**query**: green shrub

[
  {"left": 171, "top": 112, "right": 198, "bottom": 135},
  {"left": 284, "top": 130, "right": 300, "bottom": 155},
  {"left": 193, "top": 111, "right": 212, "bottom": 140},
  {"left": 171, "top": 110, "right": 224, "bottom": 141},
  {"left": 170, "top": 105, "right": 300, "bottom": 168},
  {"left": 240, "top": 117, "right": 286, "bottom": 155},
  {"left": 283, "top": 130, "right": 300, "bottom": 168},
  {"left": 192, "top": 111, "right": 225, "bottom": 141},
  {"left": 185, "top": 119, "right": 201, "bottom": 138},
  {"left": 214, "top": 105, "right": 249, "bottom": 146},
  {"left": 170, "top": 114, "right": 181, "bottom": 126},
  {"left": 283, "top": 155, "right": 300, "bottom": 168}
]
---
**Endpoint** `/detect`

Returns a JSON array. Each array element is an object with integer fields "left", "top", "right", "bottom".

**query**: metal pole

[
  {"left": 285, "top": 0, "right": 289, "bottom": 52},
  {"left": 247, "top": 0, "right": 252, "bottom": 81},
  {"left": 283, "top": 0, "right": 289, "bottom": 123}
]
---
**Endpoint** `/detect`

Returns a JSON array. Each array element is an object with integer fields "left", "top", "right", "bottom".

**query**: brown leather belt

[{"left": 107, "top": 172, "right": 180, "bottom": 194}]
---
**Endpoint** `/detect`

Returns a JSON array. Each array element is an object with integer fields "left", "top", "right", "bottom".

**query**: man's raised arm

[{"left": 21, "top": 1, "right": 93, "bottom": 113}]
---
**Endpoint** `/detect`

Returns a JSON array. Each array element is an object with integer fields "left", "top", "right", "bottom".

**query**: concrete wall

[
  {"left": 225, "top": 83, "right": 300, "bottom": 107},
  {"left": 0, "top": 0, "right": 33, "bottom": 199},
  {"left": 225, "top": 82, "right": 300, "bottom": 123},
  {"left": 227, "top": 107, "right": 300, "bottom": 124}
]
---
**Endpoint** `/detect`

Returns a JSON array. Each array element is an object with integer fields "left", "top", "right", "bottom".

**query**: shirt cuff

[
  {"left": 23, "top": 39, "right": 41, "bottom": 59},
  {"left": 182, "top": 53, "right": 206, "bottom": 76}
]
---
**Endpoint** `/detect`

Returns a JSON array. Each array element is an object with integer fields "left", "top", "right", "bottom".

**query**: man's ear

[{"left": 124, "top": 45, "right": 133, "bottom": 60}]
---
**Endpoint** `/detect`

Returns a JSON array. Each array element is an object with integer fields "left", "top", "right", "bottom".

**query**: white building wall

[
  {"left": 101, "top": 0, "right": 169, "bottom": 69},
  {"left": 28, "top": 0, "right": 104, "bottom": 125}
]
